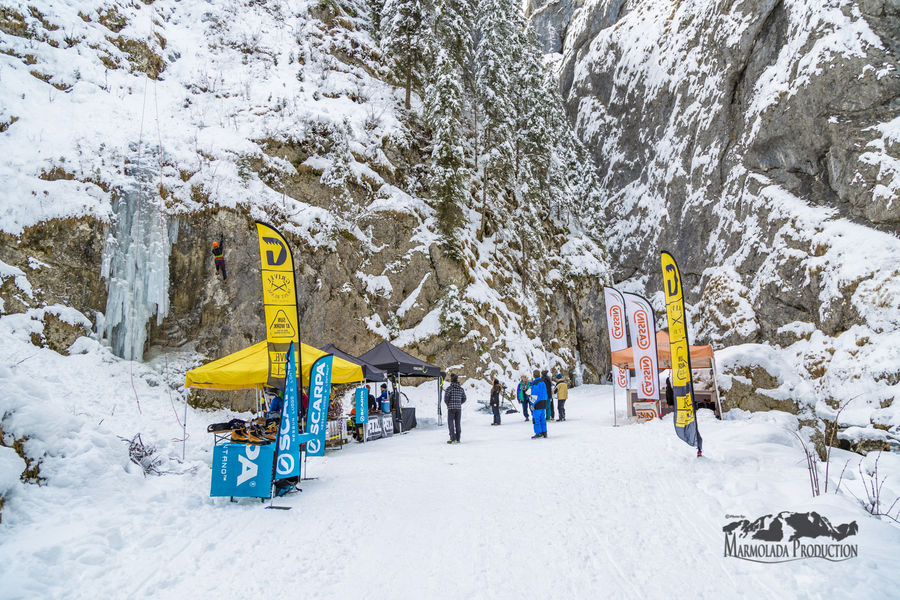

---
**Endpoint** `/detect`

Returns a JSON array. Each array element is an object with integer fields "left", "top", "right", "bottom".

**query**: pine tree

[
  {"left": 368, "top": 0, "right": 386, "bottom": 42},
  {"left": 432, "top": 0, "right": 473, "bottom": 79},
  {"left": 424, "top": 0, "right": 474, "bottom": 258},
  {"left": 321, "top": 119, "right": 354, "bottom": 208},
  {"left": 512, "top": 26, "right": 555, "bottom": 211},
  {"left": 473, "top": 0, "right": 517, "bottom": 239},
  {"left": 381, "top": 0, "right": 431, "bottom": 109},
  {"left": 425, "top": 46, "right": 469, "bottom": 258}
]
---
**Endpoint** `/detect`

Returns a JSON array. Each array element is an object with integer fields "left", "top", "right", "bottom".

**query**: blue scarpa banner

[
  {"left": 274, "top": 341, "right": 300, "bottom": 480},
  {"left": 306, "top": 354, "right": 333, "bottom": 457},
  {"left": 210, "top": 443, "right": 275, "bottom": 498},
  {"left": 355, "top": 387, "right": 368, "bottom": 425}
]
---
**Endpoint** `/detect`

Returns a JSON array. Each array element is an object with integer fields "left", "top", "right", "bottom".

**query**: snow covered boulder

[
  {"left": 694, "top": 266, "right": 760, "bottom": 347},
  {"left": 836, "top": 426, "right": 892, "bottom": 455},
  {"left": 0, "top": 444, "right": 26, "bottom": 523},
  {"left": 40, "top": 305, "right": 92, "bottom": 355},
  {"left": 717, "top": 344, "right": 815, "bottom": 415}
]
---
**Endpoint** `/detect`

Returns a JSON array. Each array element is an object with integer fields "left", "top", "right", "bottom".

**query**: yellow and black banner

[
  {"left": 256, "top": 221, "right": 300, "bottom": 388},
  {"left": 661, "top": 251, "right": 702, "bottom": 452}
]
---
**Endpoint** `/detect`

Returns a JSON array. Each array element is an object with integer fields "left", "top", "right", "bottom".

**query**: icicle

[{"left": 101, "top": 152, "right": 174, "bottom": 361}]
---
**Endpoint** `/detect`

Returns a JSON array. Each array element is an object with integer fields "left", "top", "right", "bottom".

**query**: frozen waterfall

[
  {"left": 573, "top": 349, "right": 585, "bottom": 387},
  {"left": 100, "top": 160, "right": 177, "bottom": 361}
]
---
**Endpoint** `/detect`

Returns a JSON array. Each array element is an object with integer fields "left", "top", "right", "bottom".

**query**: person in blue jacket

[
  {"left": 377, "top": 383, "right": 390, "bottom": 412},
  {"left": 530, "top": 369, "right": 548, "bottom": 439},
  {"left": 265, "top": 386, "right": 284, "bottom": 419}
]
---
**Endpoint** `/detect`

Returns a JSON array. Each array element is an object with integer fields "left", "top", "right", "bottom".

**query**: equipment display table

[{"left": 362, "top": 412, "right": 395, "bottom": 441}]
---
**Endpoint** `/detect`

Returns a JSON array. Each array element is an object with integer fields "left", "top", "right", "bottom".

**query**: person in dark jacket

[
  {"left": 530, "top": 369, "right": 548, "bottom": 439},
  {"left": 368, "top": 387, "right": 379, "bottom": 414},
  {"left": 212, "top": 234, "right": 226, "bottom": 282},
  {"left": 665, "top": 377, "right": 674, "bottom": 406},
  {"left": 490, "top": 379, "right": 502, "bottom": 425},
  {"left": 554, "top": 374, "right": 569, "bottom": 421},
  {"left": 516, "top": 375, "right": 530, "bottom": 421},
  {"left": 542, "top": 369, "right": 554, "bottom": 420},
  {"left": 299, "top": 388, "right": 310, "bottom": 431},
  {"left": 443, "top": 374, "right": 466, "bottom": 443}
]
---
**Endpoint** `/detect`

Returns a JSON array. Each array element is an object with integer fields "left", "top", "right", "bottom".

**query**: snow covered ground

[{"left": 1, "top": 322, "right": 899, "bottom": 599}]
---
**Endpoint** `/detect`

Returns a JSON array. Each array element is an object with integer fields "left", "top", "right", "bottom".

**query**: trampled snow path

[{"left": 2, "top": 375, "right": 899, "bottom": 599}]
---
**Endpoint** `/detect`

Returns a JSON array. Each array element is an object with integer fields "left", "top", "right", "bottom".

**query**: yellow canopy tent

[{"left": 184, "top": 341, "right": 365, "bottom": 390}]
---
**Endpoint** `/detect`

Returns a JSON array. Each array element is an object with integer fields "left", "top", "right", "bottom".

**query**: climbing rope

[
  {"left": 155, "top": 71, "right": 187, "bottom": 441},
  {"left": 126, "top": 9, "right": 191, "bottom": 458},
  {"left": 149, "top": 10, "right": 189, "bottom": 451}
]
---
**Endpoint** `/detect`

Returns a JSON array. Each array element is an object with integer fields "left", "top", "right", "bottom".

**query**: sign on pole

[
  {"left": 255, "top": 222, "right": 301, "bottom": 389},
  {"left": 622, "top": 292, "right": 660, "bottom": 402},
  {"left": 604, "top": 288, "right": 631, "bottom": 391},
  {"left": 604, "top": 287, "right": 630, "bottom": 426},
  {"left": 306, "top": 354, "right": 334, "bottom": 457},
  {"left": 274, "top": 341, "right": 300, "bottom": 480},
  {"left": 355, "top": 387, "right": 368, "bottom": 425},
  {"left": 661, "top": 251, "right": 702, "bottom": 453}
]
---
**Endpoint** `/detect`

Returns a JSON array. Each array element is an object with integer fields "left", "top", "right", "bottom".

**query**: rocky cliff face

[
  {"left": 2, "top": 170, "right": 608, "bottom": 410},
  {"left": 158, "top": 171, "right": 609, "bottom": 385},
  {"left": 530, "top": 0, "right": 900, "bottom": 442},
  {"left": 0, "top": 0, "right": 611, "bottom": 411}
]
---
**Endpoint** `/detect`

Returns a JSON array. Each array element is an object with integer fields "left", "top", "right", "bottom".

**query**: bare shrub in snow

[
  {"left": 846, "top": 451, "right": 900, "bottom": 524},
  {"left": 794, "top": 431, "right": 820, "bottom": 497},
  {"left": 121, "top": 434, "right": 163, "bottom": 477}
]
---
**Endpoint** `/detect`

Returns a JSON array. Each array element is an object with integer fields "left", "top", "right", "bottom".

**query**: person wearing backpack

[
  {"left": 490, "top": 379, "right": 502, "bottom": 425},
  {"left": 443, "top": 374, "right": 466, "bottom": 443},
  {"left": 211, "top": 234, "right": 226, "bottom": 282},
  {"left": 530, "top": 370, "right": 549, "bottom": 439},
  {"left": 516, "top": 375, "right": 530, "bottom": 421}
]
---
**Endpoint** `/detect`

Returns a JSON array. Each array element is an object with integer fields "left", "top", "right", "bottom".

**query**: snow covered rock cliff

[{"left": 530, "top": 0, "right": 900, "bottom": 444}]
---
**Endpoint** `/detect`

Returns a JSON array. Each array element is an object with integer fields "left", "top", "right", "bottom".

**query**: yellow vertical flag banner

[
  {"left": 256, "top": 222, "right": 300, "bottom": 389},
  {"left": 660, "top": 251, "right": 702, "bottom": 453}
]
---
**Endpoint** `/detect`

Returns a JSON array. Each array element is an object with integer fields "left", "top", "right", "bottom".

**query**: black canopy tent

[
  {"left": 359, "top": 341, "right": 442, "bottom": 377},
  {"left": 359, "top": 341, "right": 445, "bottom": 427},
  {"left": 320, "top": 344, "right": 387, "bottom": 382}
]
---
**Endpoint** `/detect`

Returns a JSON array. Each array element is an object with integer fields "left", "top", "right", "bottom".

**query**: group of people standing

[
  {"left": 515, "top": 370, "right": 568, "bottom": 439},
  {"left": 443, "top": 370, "right": 569, "bottom": 443}
]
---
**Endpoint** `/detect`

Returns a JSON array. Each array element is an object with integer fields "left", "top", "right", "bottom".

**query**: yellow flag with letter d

[
  {"left": 256, "top": 221, "right": 301, "bottom": 388},
  {"left": 660, "top": 251, "right": 702, "bottom": 453}
]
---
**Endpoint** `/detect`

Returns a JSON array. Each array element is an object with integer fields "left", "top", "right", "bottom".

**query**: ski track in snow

[{"left": 2, "top": 373, "right": 899, "bottom": 599}]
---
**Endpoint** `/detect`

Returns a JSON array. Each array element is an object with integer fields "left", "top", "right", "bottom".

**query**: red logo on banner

[
  {"left": 610, "top": 305, "right": 625, "bottom": 341},
  {"left": 635, "top": 407, "right": 659, "bottom": 422},
  {"left": 616, "top": 368, "right": 628, "bottom": 388},
  {"left": 634, "top": 308, "right": 651, "bottom": 350},
  {"left": 639, "top": 356, "right": 655, "bottom": 396}
]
